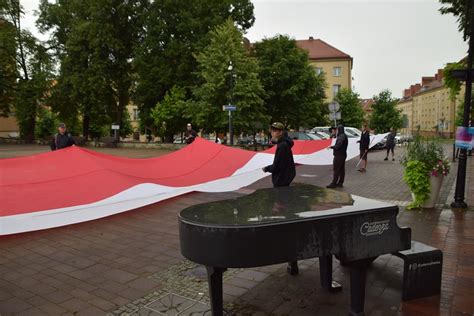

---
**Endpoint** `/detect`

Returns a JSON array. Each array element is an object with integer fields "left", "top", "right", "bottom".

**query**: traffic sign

[
  {"left": 329, "top": 112, "right": 341, "bottom": 121},
  {"left": 111, "top": 124, "right": 120, "bottom": 130},
  {"left": 328, "top": 101, "right": 340, "bottom": 113},
  {"left": 222, "top": 105, "right": 237, "bottom": 111}
]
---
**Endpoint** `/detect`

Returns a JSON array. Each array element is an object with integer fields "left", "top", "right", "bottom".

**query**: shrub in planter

[{"left": 400, "top": 137, "right": 450, "bottom": 209}]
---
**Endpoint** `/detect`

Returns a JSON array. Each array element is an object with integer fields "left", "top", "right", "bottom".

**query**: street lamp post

[
  {"left": 228, "top": 61, "right": 235, "bottom": 146},
  {"left": 451, "top": 1, "right": 474, "bottom": 209}
]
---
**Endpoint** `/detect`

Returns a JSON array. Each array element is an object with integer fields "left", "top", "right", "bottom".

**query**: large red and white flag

[{"left": 0, "top": 135, "right": 386, "bottom": 235}]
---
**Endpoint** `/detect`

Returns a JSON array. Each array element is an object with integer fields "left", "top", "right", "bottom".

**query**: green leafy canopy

[
  {"left": 334, "top": 88, "right": 365, "bottom": 128},
  {"left": 191, "top": 18, "right": 267, "bottom": 134},
  {"left": 369, "top": 90, "right": 403, "bottom": 133}
]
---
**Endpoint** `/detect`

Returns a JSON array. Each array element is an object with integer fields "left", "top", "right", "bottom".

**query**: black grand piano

[{"left": 179, "top": 184, "right": 411, "bottom": 316}]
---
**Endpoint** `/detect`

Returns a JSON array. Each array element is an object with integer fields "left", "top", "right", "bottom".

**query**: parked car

[
  {"left": 173, "top": 137, "right": 184, "bottom": 144},
  {"left": 311, "top": 126, "right": 360, "bottom": 138},
  {"left": 238, "top": 136, "right": 254, "bottom": 145},
  {"left": 311, "top": 126, "right": 332, "bottom": 135},
  {"left": 396, "top": 133, "right": 413, "bottom": 144},
  {"left": 307, "top": 131, "right": 330, "bottom": 139},
  {"left": 345, "top": 127, "right": 362, "bottom": 137},
  {"left": 372, "top": 136, "right": 387, "bottom": 150},
  {"left": 287, "top": 131, "right": 322, "bottom": 140}
]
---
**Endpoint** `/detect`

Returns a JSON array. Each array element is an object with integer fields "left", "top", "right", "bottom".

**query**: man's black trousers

[{"left": 332, "top": 155, "right": 346, "bottom": 185}]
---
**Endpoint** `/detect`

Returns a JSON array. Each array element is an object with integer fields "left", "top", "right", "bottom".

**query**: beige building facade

[
  {"left": 397, "top": 98, "right": 413, "bottom": 135},
  {"left": 296, "top": 37, "right": 353, "bottom": 101},
  {"left": 0, "top": 116, "right": 19, "bottom": 138},
  {"left": 397, "top": 69, "right": 463, "bottom": 138},
  {"left": 126, "top": 103, "right": 146, "bottom": 141}
]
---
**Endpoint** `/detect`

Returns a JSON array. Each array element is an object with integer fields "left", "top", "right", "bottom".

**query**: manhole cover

[{"left": 185, "top": 265, "right": 208, "bottom": 280}]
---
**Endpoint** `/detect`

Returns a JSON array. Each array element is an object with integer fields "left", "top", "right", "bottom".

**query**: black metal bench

[
  {"left": 394, "top": 241, "right": 443, "bottom": 301},
  {"left": 94, "top": 136, "right": 117, "bottom": 148}
]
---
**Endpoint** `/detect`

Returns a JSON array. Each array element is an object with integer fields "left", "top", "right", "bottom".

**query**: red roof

[
  {"left": 360, "top": 99, "right": 374, "bottom": 112},
  {"left": 296, "top": 38, "right": 352, "bottom": 60}
]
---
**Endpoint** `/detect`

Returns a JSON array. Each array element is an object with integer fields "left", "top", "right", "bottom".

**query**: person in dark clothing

[
  {"left": 327, "top": 125, "right": 348, "bottom": 188},
  {"left": 384, "top": 128, "right": 396, "bottom": 161},
  {"left": 262, "top": 122, "right": 296, "bottom": 187},
  {"left": 263, "top": 122, "right": 297, "bottom": 274},
  {"left": 50, "top": 123, "right": 75, "bottom": 151},
  {"left": 357, "top": 124, "right": 370, "bottom": 172},
  {"left": 184, "top": 123, "right": 197, "bottom": 144}
]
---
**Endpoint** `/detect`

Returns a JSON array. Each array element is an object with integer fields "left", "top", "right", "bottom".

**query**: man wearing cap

[
  {"left": 50, "top": 123, "right": 75, "bottom": 151},
  {"left": 327, "top": 125, "right": 348, "bottom": 188},
  {"left": 184, "top": 123, "right": 197, "bottom": 144},
  {"left": 263, "top": 122, "right": 296, "bottom": 187},
  {"left": 263, "top": 122, "right": 297, "bottom": 274}
]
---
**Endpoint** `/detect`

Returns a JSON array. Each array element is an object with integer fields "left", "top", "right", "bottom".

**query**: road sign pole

[
  {"left": 229, "top": 110, "right": 233, "bottom": 146},
  {"left": 328, "top": 101, "right": 340, "bottom": 127}
]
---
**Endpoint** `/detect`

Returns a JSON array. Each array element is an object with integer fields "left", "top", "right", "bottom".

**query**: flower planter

[
  {"left": 411, "top": 174, "right": 444, "bottom": 209},
  {"left": 411, "top": 175, "right": 444, "bottom": 208},
  {"left": 422, "top": 174, "right": 444, "bottom": 208}
]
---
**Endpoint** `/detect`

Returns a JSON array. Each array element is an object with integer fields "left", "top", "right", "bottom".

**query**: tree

[
  {"left": 133, "top": 0, "right": 255, "bottom": 131},
  {"left": 334, "top": 88, "right": 365, "bottom": 128},
  {"left": 190, "top": 19, "right": 266, "bottom": 135},
  {"left": 369, "top": 90, "right": 403, "bottom": 133},
  {"left": 444, "top": 61, "right": 465, "bottom": 101},
  {"left": 35, "top": 107, "right": 57, "bottom": 139},
  {"left": 1, "top": 0, "right": 53, "bottom": 141},
  {"left": 253, "top": 35, "right": 327, "bottom": 130},
  {"left": 38, "top": 0, "right": 146, "bottom": 140},
  {"left": 151, "top": 86, "right": 189, "bottom": 142},
  {"left": 439, "top": 0, "right": 468, "bottom": 40},
  {"left": 0, "top": 16, "right": 16, "bottom": 116}
]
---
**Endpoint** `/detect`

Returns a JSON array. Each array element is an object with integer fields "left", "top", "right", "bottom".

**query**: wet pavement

[{"left": 0, "top": 144, "right": 473, "bottom": 315}]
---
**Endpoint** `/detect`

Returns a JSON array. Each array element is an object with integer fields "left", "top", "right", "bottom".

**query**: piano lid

[{"left": 179, "top": 184, "right": 395, "bottom": 226}]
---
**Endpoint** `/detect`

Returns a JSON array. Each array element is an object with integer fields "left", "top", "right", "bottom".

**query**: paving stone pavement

[{"left": 0, "top": 145, "right": 473, "bottom": 315}]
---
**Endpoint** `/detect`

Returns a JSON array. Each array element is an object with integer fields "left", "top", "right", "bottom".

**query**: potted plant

[{"left": 400, "top": 137, "right": 450, "bottom": 209}]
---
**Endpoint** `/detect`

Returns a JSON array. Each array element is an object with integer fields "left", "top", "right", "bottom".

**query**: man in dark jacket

[
  {"left": 263, "top": 122, "right": 297, "bottom": 274},
  {"left": 184, "top": 123, "right": 197, "bottom": 144},
  {"left": 384, "top": 128, "right": 396, "bottom": 161},
  {"left": 357, "top": 124, "right": 370, "bottom": 172},
  {"left": 327, "top": 125, "right": 348, "bottom": 188},
  {"left": 50, "top": 123, "right": 75, "bottom": 151},
  {"left": 263, "top": 122, "right": 296, "bottom": 187}
]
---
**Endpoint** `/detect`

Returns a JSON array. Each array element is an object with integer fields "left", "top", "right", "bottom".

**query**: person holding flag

[{"left": 357, "top": 124, "right": 370, "bottom": 172}]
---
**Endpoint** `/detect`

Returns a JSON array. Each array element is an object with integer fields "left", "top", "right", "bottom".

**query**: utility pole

[{"left": 228, "top": 61, "right": 236, "bottom": 146}]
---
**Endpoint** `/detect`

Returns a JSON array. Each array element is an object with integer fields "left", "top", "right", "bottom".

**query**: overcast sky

[{"left": 20, "top": 0, "right": 466, "bottom": 99}]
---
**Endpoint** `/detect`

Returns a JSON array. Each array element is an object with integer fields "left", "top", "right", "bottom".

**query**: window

[
  {"left": 315, "top": 67, "right": 323, "bottom": 75},
  {"left": 333, "top": 67, "right": 342, "bottom": 77},
  {"left": 332, "top": 84, "right": 341, "bottom": 97},
  {"left": 133, "top": 108, "right": 139, "bottom": 121}
]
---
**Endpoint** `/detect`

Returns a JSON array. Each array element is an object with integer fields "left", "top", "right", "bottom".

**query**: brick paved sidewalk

[{"left": 0, "top": 147, "right": 473, "bottom": 315}]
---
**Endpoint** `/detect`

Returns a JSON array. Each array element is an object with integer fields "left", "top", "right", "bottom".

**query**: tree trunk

[
  {"left": 117, "top": 87, "right": 128, "bottom": 141},
  {"left": 83, "top": 114, "right": 90, "bottom": 141},
  {"left": 22, "top": 111, "right": 36, "bottom": 143}
]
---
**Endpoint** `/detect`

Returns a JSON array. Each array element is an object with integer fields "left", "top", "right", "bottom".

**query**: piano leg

[
  {"left": 347, "top": 258, "right": 375, "bottom": 316},
  {"left": 287, "top": 261, "right": 299, "bottom": 275},
  {"left": 205, "top": 266, "right": 227, "bottom": 316},
  {"left": 319, "top": 255, "right": 342, "bottom": 292}
]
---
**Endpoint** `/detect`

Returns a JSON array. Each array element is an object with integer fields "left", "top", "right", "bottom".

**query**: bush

[
  {"left": 400, "top": 137, "right": 450, "bottom": 209},
  {"left": 35, "top": 108, "right": 58, "bottom": 140}
]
